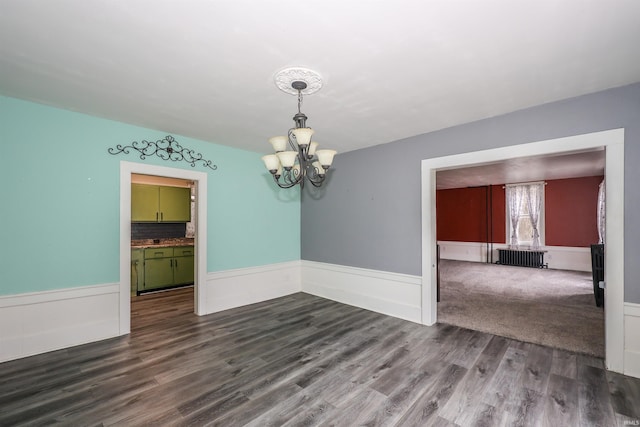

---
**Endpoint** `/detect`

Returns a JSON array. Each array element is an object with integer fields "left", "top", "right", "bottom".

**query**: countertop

[{"left": 131, "top": 238, "right": 195, "bottom": 249}]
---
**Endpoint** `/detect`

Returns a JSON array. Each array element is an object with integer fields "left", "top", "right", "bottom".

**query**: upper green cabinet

[
  {"left": 131, "top": 184, "right": 159, "bottom": 222},
  {"left": 159, "top": 186, "right": 191, "bottom": 222},
  {"left": 131, "top": 184, "right": 191, "bottom": 222}
]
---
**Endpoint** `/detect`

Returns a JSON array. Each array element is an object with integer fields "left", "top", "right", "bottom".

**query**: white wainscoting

[
  {"left": 437, "top": 241, "right": 592, "bottom": 272},
  {"left": 0, "top": 283, "right": 120, "bottom": 363},
  {"left": 301, "top": 261, "right": 422, "bottom": 324},
  {"left": 202, "top": 261, "right": 302, "bottom": 315},
  {"left": 624, "top": 303, "right": 640, "bottom": 378}
]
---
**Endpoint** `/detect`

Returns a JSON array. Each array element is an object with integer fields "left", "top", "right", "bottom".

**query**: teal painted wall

[{"left": 0, "top": 96, "right": 300, "bottom": 295}]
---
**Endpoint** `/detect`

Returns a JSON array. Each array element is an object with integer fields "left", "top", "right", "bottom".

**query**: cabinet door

[
  {"left": 144, "top": 258, "right": 174, "bottom": 290},
  {"left": 173, "top": 256, "right": 194, "bottom": 285},
  {"left": 159, "top": 186, "right": 191, "bottom": 222},
  {"left": 131, "top": 184, "right": 159, "bottom": 222}
]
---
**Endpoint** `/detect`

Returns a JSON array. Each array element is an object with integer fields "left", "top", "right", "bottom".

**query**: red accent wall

[
  {"left": 545, "top": 176, "right": 602, "bottom": 247},
  {"left": 436, "top": 185, "right": 505, "bottom": 243},
  {"left": 436, "top": 176, "right": 603, "bottom": 247}
]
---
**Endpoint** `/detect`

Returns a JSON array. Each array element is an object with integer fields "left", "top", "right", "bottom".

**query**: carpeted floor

[{"left": 437, "top": 259, "right": 604, "bottom": 357}]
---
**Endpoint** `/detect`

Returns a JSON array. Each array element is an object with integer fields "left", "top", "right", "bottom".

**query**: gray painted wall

[{"left": 301, "top": 82, "right": 640, "bottom": 303}]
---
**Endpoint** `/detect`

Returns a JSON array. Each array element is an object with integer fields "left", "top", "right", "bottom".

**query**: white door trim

[
  {"left": 421, "top": 128, "right": 624, "bottom": 373},
  {"left": 119, "top": 161, "right": 208, "bottom": 334}
]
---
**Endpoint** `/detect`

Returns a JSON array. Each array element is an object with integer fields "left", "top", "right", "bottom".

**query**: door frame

[
  {"left": 119, "top": 161, "right": 208, "bottom": 334},
  {"left": 421, "top": 128, "right": 625, "bottom": 373}
]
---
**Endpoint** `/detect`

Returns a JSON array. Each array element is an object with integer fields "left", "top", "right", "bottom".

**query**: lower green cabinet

[
  {"left": 173, "top": 254, "right": 195, "bottom": 285},
  {"left": 135, "top": 246, "right": 194, "bottom": 293},
  {"left": 173, "top": 246, "right": 195, "bottom": 286},
  {"left": 144, "top": 257, "right": 175, "bottom": 290},
  {"left": 131, "top": 248, "right": 144, "bottom": 296}
]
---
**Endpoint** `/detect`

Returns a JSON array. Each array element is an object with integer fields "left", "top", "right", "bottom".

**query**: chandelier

[{"left": 261, "top": 68, "right": 337, "bottom": 189}]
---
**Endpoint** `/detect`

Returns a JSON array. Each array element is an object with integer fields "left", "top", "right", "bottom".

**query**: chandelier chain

[{"left": 297, "top": 90, "right": 303, "bottom": 114}]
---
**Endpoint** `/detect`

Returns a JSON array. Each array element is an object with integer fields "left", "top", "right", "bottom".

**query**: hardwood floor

[{"left": 1, "top": 287, "right": 639, "bottom": 426}]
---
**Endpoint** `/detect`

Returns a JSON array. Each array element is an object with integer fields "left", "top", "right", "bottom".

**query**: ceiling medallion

[{"left": 274, "top": 67, "right": 323, "bottom": 96}]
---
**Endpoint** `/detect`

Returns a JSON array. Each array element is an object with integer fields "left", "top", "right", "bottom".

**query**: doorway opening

[
  {"left": 433, "top": 159, "right": 605, "bottom": 356},
  {"left": 421, "top": 128, "right": 625, "bottom": 372},
  {"left": 119, "top": 161, "right": 208, "bottom": 335}
]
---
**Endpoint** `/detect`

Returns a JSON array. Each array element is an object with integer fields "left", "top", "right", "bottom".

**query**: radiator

[{"left": 497, "top": 249, "right": 548, "bottom": 268}]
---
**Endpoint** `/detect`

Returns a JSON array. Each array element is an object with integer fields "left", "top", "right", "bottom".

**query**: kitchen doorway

[
  {"left": 130, "top": 173, "right": 196, "bottom": 311},
  {"left": 118, "top": 161, "right": 208, "bottom": 335}
]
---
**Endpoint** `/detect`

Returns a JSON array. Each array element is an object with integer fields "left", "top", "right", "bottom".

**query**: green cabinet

[
  {"left": 131, "top": 248, "right": 144, "bottom": 296},
  {"left": 137, "top": 246, "right": 195, "bottom": 293},
  {"left": 173, "top": 246, "right": 195, "bottom": 285},
  {"left": 159, "top": 186, "right": 191, "bottom": 222},
  {"left": 131, "top": 184, "right": 191, "bottom": 222}
]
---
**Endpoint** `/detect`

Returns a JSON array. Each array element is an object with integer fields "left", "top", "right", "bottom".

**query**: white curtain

[
  {"left": 597, "top": 179, "right": 605, "bottom": 244},
  {"left": 507, "top": 185, "right": 525, "bottom": 248},
  {"left": 526, "top": 184, "right": 543, "bottom": 249}
]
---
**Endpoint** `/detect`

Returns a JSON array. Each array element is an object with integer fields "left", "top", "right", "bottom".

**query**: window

[{"left": 506, "top": 183, "right": 544, "bottom": 248}]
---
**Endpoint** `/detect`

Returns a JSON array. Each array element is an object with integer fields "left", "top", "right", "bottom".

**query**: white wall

[{"left": 437, "top": 241, "right": 592, "bottom": 272}]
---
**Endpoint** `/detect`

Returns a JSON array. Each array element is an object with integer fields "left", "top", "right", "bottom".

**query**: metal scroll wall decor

[{"left": 108, "top": 135, "right": 217, "bottom": 171}]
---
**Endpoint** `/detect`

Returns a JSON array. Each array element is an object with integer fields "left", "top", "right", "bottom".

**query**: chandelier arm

[
  {"left": 283, "top": 165, "right": 304, "bottom": 186},
  {"left": 308, "top": 179, "right": 324, "bottom": 188},
  {"left": 273, "top": 173, "right": 299, "bottom": 189},
  {"left": 287, "top": 129, "right": 298, "bottom": 151},
  {"left": 305, "top": 165, "right": 326, "bottom": 185}
]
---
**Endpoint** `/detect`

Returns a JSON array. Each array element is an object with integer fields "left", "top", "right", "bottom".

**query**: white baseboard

[
  {"left": 624, "top": 303, "right": 640, "bottom": 379},
  {"left": 202, "top": 261, "right": 301, "bottom": 315},
  {"left": 437, "top": 241, "right": 592, "bottom": 272},
  {"left": 301, "top": 261, "right": 422, "bottom": 324},
  {"left": 5, "top": 262, "right": 635, "bottom": 380},
  {"left": 0, "top": 283, "right": 120, "bottom": 363}
]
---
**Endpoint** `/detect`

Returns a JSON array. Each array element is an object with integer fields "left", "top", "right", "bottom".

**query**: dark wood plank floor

[{"left": 1, "top": 287, "right": 639, "bottom": 426}]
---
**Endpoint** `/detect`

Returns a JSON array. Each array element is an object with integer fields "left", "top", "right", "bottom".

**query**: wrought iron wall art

[{"left": 108, "top": 135, "right": 217, "bottom": 171}]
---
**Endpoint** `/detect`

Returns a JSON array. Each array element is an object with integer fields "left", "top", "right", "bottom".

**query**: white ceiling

[
  {"left": 1, "top": 1, "right": 639, "bottom": 158},
  {"left": 436, "top": 149, "right": 605, "bottom": 189},
  {"left": 0, "top": 0, "right": 640, "bottom": 152}
]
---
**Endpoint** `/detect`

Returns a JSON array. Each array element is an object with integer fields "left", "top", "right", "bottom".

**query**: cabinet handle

[
  {"left": 161, "top": 212, "right": 164, "bottom": 221},
  {"left": 170, "top": 259, "right": 173, "bottom": 267},
  {"left": 156, "top": 212, "right": 159, "bottom": 221},
  {"left": 175, "top": 259, "right": 178, "bottom": 268}
]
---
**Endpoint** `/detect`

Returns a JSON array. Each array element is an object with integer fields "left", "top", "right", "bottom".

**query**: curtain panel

[
  {"left": 507, "top": 185, "right": 525, "bottom": 248},
  {"left": 597, "top": 179, "right": 605, "bottom": 244},
  {"left": 526, "top": 184, "right": 543, "bottom": 249}
]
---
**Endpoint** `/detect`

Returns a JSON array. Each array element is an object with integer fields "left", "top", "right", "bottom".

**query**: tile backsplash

[{"left": 131, "top": 222, "right": 187, "bottom": 240}]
